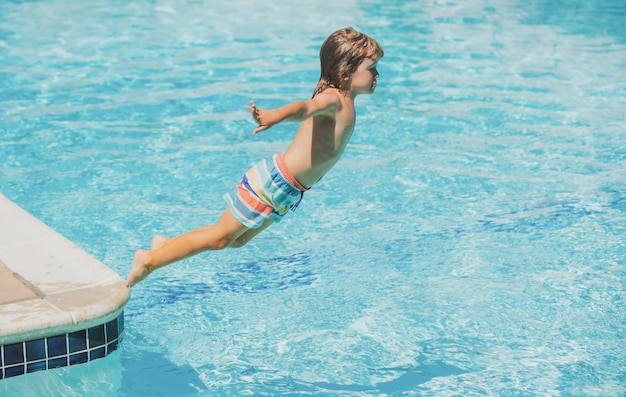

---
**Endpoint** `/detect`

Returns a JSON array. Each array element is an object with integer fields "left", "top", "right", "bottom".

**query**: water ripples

[{"left": 1, "top": 0, "right": 625, "bottom": 395}]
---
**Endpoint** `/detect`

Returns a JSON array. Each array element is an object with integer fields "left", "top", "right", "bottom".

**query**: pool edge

[{"left": 0, "top": 194, "right": 130, "bottom": 379}]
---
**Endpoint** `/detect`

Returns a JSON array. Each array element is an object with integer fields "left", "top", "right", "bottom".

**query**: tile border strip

[{"left": 1, "top": 312, "right": 124, "bottom": 380}]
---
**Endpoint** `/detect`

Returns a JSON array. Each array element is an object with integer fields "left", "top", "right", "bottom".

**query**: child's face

[{"left": 349, "top": 58, "right": 380, "bottom": 96}]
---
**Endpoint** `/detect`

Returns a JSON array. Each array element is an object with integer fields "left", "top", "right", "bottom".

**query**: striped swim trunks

[{"left": 224, "top": 153, "right": 309, "bottom": 229}]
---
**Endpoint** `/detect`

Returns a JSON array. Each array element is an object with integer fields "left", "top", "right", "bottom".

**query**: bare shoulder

[
  {"left": 315, "top": 88, "right": 343, "bottom": 101},
  {"left": 309, "top": 88, "right": 344, "bottom": 114}
]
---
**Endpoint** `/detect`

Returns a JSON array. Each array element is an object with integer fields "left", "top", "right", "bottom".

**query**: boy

[{"left": 127, "top": 27, "right": 384, "bottom": 287}]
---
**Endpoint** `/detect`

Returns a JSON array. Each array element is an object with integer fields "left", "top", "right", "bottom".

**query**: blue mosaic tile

[
  {"left": 69, "top": 352, "right": 88, "bottom": 366},
  {"left": 5, "top": 365, "right": 24, "bottom": 378},
  {"left": 88, "top": 325, "right": 105, "bottom": 348},
  {"left": 26, "top": 339, "right": 46, "bottom": 362},
  {"left": 48, "top": 357, "right": 67, "bottom": 369},
  {"left": 0, "top": 312, "right": 124, "bottom": 380},
  {"left": 106, "top": 318, "right": 119, "bottom": 341},
  {"left": 68, "top": 330, "right": 86, "bottom": 353},
  {"left": 4, "top": 343, "right": 23, "bottom": 366},
  {"left": 89, "top": 347, "right": 106, "bottom": 361},
  {"left": 48, "top": 335, "right": 67, "bottom": 358},
  {"left": 27, "top": 360, "right": 46, "bottom": 374},
  {"left": 107, "top": 340, "right": 119, "bottom": 354}
]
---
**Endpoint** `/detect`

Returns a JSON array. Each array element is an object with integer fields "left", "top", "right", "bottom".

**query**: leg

[
  {"left": 229, "top": 218, "right": 274, "bottom": 248},
  {"left": 151, "top": 216, "right": 274, "bottom": 250},
  {"left": 147, "top": 221, "right": 272, "bottom": 251},
  {"left": 127, "top": 209, "right": 248, "bottom": 287}
]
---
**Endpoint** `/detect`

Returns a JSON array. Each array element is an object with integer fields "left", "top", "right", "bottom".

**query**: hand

[{"left": 245, "top": 100, "right": 270, "bottom": 135}]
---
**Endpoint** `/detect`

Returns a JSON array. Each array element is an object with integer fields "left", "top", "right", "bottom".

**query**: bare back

[{"left": 283, "top": 89, "right": 355, "bottom": 188}]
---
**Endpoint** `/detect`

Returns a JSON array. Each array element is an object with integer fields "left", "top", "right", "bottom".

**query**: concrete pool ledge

[{"left": 0, "top": 194, "right": 129, "bottom": 379}]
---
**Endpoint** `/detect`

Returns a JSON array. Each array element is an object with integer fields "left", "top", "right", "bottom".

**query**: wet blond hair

[{"left": 312, "top": 27, "right": 384, "bottom": 98}]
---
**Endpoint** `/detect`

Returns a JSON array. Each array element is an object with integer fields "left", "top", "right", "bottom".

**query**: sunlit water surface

[{"left": 1, "top": 0, "right": 625, "bottom": 395}]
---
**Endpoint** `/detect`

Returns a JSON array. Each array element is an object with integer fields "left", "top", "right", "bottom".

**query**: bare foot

[
  {"left": 126, "top": 249, "right": 153, "bottom": 288},
  {"left": 151, "top": 235, "right": 169, "bottom": 250}
]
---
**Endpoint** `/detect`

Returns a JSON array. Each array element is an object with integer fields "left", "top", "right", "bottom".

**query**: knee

[
  {"left": 213, "top": 235, "right": 246, "bottom": 249},
  {"left": 213, "top": 237, "right": 233, "bottom": 250}
]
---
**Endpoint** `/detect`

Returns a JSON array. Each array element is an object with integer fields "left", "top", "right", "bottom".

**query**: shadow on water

[
  {"left": 119, "top": 348, "right": 207, "bottom": 397},
  {"left": 136, "top": 251, "right": 316, "bottom": 308},
  {"left": 313, "top": 361, "right": 466, "bottom": 395},
  {"left": 213, "top": 251, "right": 316, "bottom": 294}
]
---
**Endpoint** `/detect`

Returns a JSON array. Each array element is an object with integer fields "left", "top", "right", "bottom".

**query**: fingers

[
  {"left": 252, "top": 125, "right": 268, "bottom": 135},
  {"left": 246, "top": 100, "right": 257, "bottom": 112},
  {"left": 246, "top": 101, "right": 260, "bottom": 119},
  {"left": 247, "top": 100, "right": 263, "bottom": 134}
]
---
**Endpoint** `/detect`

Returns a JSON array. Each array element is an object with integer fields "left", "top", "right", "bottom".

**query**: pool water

[{"left": 1, "top": 0, "right": 625, "bottom": 395}]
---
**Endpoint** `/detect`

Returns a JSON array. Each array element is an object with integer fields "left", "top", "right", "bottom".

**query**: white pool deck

[{"left": 0, "top": 194, "right": 129, "bottom": 346}]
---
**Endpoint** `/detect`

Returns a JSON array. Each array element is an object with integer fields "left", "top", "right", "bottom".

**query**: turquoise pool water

[{"left": 1, "top": 0, "right": 625, "bottom": 395}]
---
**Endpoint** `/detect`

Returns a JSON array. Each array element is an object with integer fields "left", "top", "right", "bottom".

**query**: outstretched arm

[{"left": 246, "top": 90, "right": 341, "bottom": 135}]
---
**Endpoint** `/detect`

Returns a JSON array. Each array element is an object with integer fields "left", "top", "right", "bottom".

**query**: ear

[{"left": 341, "top": 76, "right": 351, "bottom": 90}]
